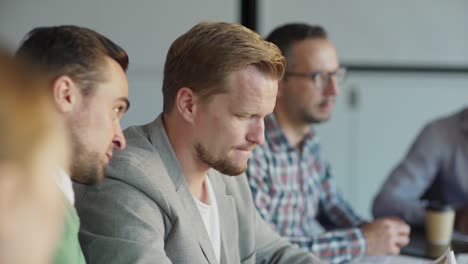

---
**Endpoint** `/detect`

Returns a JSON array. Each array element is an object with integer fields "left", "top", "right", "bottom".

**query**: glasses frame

[{"left": 285, "top": 67, "right": 347, "bottom": 90}]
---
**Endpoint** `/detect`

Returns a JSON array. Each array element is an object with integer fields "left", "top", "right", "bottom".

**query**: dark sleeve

[{"left": 373, "top": 122, "right": 446, "bottom": 226}]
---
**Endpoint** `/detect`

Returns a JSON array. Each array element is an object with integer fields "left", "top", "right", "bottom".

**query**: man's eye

[
  {"left": 113, "top": 106, "right": 125, "bottom": 117},
  {"left": 235, "top": 114, "right": 249, "bottom": 119}
]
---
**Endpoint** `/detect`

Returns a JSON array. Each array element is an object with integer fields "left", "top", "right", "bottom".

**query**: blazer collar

[
  {"left": 147, "top": 114, "right": 186, "bottom": 189},
  {"left": 208, "top": 173, "right": 238, "bottom": 264},
  {"left": 147, "top": 114, "right": 219, "bottom": 264}
]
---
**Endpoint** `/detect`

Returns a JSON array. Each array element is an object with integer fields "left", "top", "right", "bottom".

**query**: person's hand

[
  {"left": 455, "top": 207, "right": 468, "bottom": 234},
  {"left": 360, "top": 217, "right": 411, "bottom": 255}
]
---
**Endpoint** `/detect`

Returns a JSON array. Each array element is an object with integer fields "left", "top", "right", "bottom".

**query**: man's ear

[
  {"left": 175, "top": 87, "right": 197, "bottom": 124},
  {"left": 52, "top": 76, "right": 79, "bottom": 113}
]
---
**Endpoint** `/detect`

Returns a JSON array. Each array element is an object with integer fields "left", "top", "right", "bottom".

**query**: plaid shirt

[{"left": 246, "top": 114, "right": 367, "bottom": 264}]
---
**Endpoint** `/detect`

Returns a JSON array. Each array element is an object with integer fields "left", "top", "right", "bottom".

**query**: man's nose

[
  {"left": 323, "top": 77, "right": 340, "bottom": 97},
  {"left": 112, "top": 121, "right": 126, "bottom": 150},
  {"left": 246, "top": 119, "right": 265, "bottom": 145}
]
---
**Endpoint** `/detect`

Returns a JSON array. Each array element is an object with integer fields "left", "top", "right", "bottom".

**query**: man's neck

[
  {"left": 274, "top": 109, "right": 312, "bottom": 148},
  {"left": 163, "top": 113, "right": 210, "bottom": 203},
  {"left": 189, "top": 176, "right": 209, "bottom": 204}
]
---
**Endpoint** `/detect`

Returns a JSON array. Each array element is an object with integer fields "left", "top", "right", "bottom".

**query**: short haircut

[
  {"left": 16, "top": 25, "right": 128, "bottom": 96},
  {"left": 162, "top": 21, "right": 286, "bottom": 113},
  {"left": 266, "top": 23, "right": 327, "bottom": 61}
]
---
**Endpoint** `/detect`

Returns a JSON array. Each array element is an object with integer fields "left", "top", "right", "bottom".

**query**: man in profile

[
  {"left": 247, "top": 23, "right": 410, "bottom": 264},
  {"left": 74, "top": 21, "right": 323, "bottom": 263},
  {"left": 16, "top": 25, "right": 130, "bottom": 263}
]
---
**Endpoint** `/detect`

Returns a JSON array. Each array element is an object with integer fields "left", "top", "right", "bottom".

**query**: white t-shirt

[
  {"left": 192, "top": 177, "right": 221, "bottom": 263},
  {"left": 56, "top": 168, "right": 74, "bottom": 205}
]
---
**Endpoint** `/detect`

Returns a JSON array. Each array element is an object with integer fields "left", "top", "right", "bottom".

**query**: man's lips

[
  {"left": 235, "top": 145, "right": 256, "bottom": 152},
  {"left": 319, "top": 99, "right": 334, "bottom": 110}
]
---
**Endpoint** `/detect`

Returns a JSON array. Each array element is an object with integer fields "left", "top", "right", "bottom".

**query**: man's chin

[
  {"left": 72, "top": 176, "right": 98, "bottom": 186},
  {"left": 71, "top": 169, "right": 104, "bottom": 186},
  {"left": 305, "top": 111, "right": 332, "bottom": 124},
  {"left": 316, "top": 115, "right": 331, "bottom": 124},
  {"left": 220, "top": 164, "right": 247, "bottom": 176}
]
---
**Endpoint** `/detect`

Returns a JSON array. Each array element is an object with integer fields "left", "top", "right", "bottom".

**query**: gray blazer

[{"left": 74, "top": 115, "right": 322, "bottom": 264}]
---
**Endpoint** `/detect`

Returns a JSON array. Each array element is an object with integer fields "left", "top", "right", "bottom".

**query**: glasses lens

[{"left": 316, "top": 68, "right": 347, "bottom": 90}]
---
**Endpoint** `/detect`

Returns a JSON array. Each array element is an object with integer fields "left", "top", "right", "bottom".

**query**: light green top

[{"left": 53, "top": 202, "right": 86, "bottom": 264}]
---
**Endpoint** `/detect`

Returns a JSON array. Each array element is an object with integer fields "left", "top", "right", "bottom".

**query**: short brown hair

[
  {"left": 162, "top": 21, "right": 286, "bottom": 113},
  {"left": 15, "top": 25, "right": 128, "bottom": 96},
  {"left": 266, "top": 23, "right": 327, "bottom": 62}
]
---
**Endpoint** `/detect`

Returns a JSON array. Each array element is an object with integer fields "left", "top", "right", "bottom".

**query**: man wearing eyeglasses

[{"left": 246, "top": 23, "right": 410, "bottom": 264}]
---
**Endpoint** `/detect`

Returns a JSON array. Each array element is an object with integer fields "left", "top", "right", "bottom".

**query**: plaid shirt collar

[{"left": 264, "top": 113, "right": 316, "bottom": 154}]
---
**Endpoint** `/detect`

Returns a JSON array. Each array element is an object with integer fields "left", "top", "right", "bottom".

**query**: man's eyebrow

[{"left": 117, "top": 97, "right": 130, "bottom": 112}]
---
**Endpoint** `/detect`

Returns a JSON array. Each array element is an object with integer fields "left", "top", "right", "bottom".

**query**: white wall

[
  {"left": 0, "top": 0, "right": 238, "bottom": 128},
  {"left": 348, "top": 73, "right": 468, "bottom": 218},
  {"left": 259, "top": 0, "right": 468, "bottom": 65}
]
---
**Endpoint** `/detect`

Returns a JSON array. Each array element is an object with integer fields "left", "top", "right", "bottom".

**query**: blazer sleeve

[
  {"left": 372, "top": 122, "right": 446, "bottom": 226},
  {"left": 254, "top": 202, "right": 324, "bottom": 264},
  {"left": 74, "top": 159, "right": 173, "bottom": 264}
]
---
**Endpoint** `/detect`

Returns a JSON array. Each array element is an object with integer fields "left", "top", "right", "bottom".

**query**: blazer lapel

[
  {"left": 177, "top": 182, "right": 218, "bottom": 264},
  {"left": 209, "top": 172, "right": 239, "bottom": 264},
  {"left": 148, "top": 115, "right": 218, "bottom": 264}
]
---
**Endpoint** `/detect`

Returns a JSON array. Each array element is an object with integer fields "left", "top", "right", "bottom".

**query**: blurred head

[
  {"left": 16, "top": 25, "right": 130, "bottom": 184},
  {"left": 267, "top": 23, "right": 344, "bottom": 124},
  {"left": 0, "top": 50, "right": 69, "bottom": 264},
  {"left": 163, "top": 21, "right": 285, "bottom": 175}
]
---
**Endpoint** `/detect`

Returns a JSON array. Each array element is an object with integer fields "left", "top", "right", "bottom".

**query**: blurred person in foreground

[
  {"left": 15, "top": 25, "right": 130, "bottom": 263},
  {"left": 0, "top": 50, "right": 69, "bottom": 264},
  {"left": 246, "top": 23, "right": 410, "bottom": 264},
  {"left": 74, "top": 21, "right": 323, "bottom": 263}
]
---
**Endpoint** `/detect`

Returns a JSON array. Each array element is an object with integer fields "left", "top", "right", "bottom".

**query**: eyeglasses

[{"left": 285, "top": 68, "right": 347, "bottom": 90}]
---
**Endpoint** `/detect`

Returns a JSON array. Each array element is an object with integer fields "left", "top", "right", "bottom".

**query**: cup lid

[{"left": 426, "top": 200, "right": 453, "bottom": 211}]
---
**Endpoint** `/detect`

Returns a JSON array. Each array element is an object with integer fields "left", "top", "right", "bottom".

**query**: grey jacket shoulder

[
  {"left": 74, "top": 120, "right": 179, "bottom": 263},
  {"left": 74, "top": 116, "right": 323, "bottom": 264},
  {"left": 428, "top": 107, "right": 468, "bottom": 137}
]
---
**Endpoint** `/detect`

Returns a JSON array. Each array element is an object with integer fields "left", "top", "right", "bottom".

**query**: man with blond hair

[{"left": 75, "top": 21, "right": 323, "bottom": 263}]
